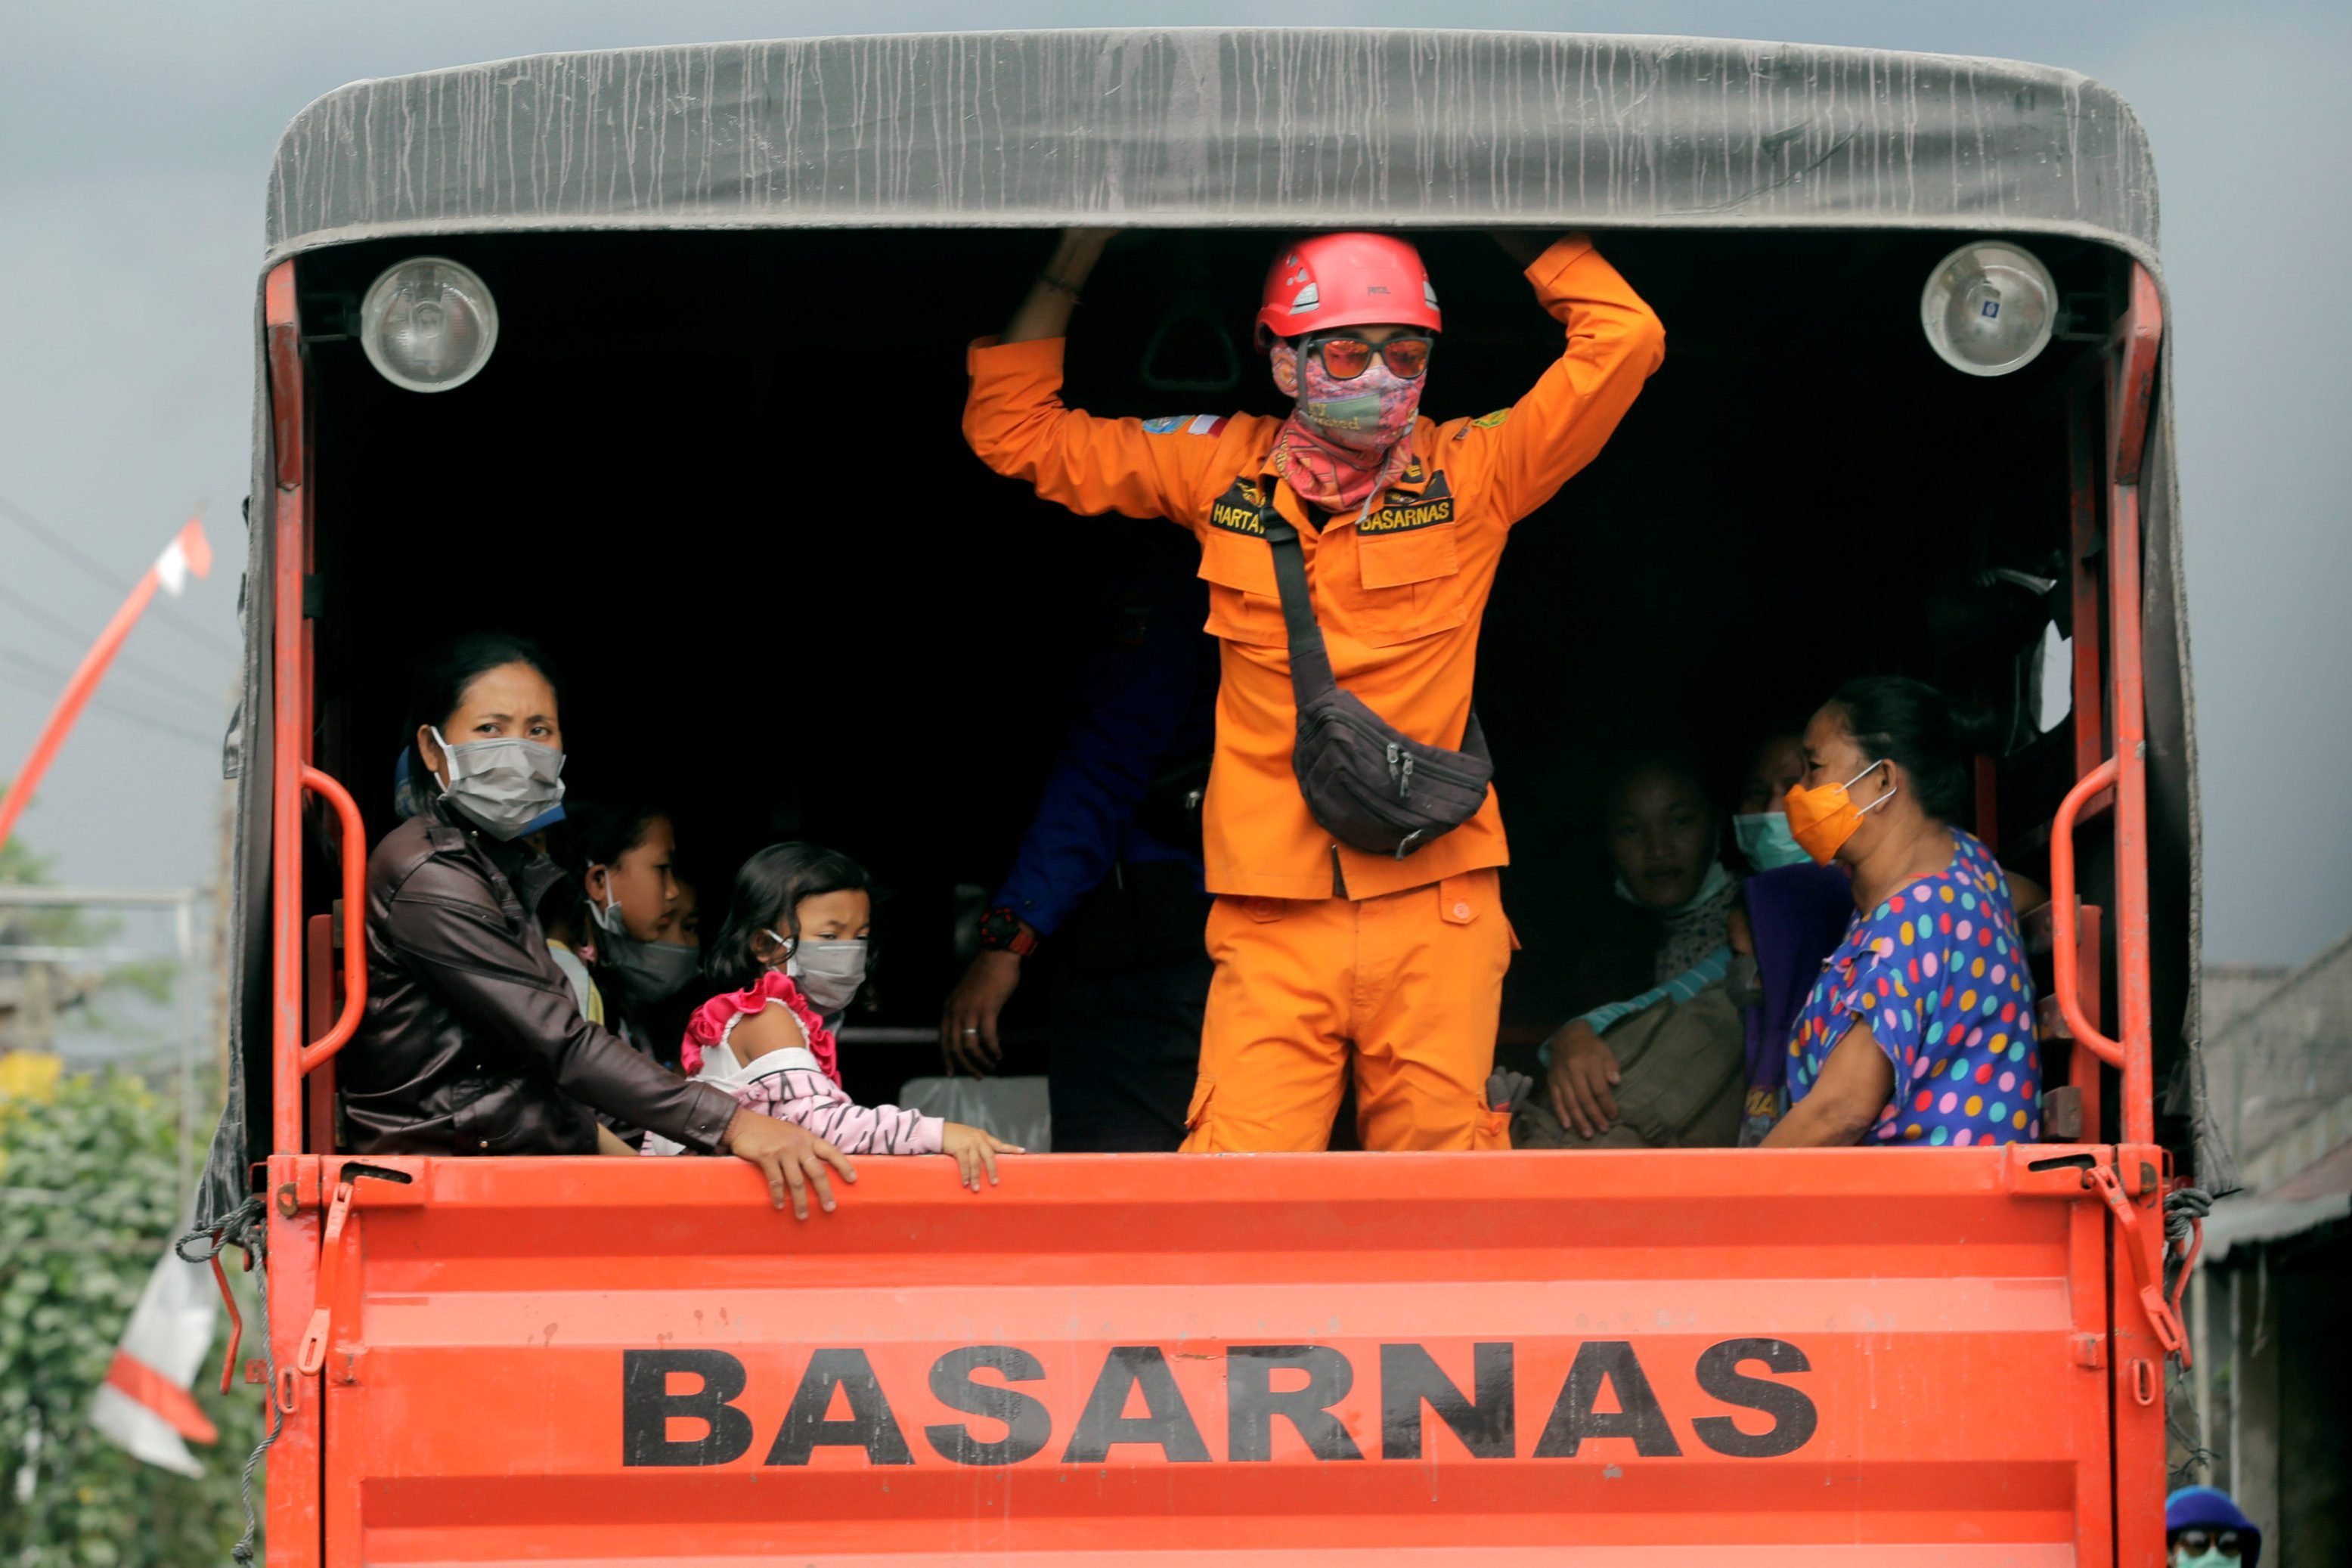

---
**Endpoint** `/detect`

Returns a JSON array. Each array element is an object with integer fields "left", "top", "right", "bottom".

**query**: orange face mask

[{"left": 1783, "top": 761, "right": 1897, "bottom": 866}]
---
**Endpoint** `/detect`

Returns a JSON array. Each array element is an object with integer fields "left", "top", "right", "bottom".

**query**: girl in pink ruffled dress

[{"left": 642, "top": 843, "right": 1021, "bottom": 1190}]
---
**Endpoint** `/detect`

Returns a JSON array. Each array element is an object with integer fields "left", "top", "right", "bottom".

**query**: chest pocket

[
  {"left": 1197, "top": 495, "right": 1285, "bottom": 647},
  {"left": 1339, "top": 480, "right": 1470, "bottom": 646}
]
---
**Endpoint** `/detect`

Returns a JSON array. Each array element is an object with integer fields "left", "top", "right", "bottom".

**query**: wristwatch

[{"left": 978, "top": 906, "right": 1041, "bottom": 956}]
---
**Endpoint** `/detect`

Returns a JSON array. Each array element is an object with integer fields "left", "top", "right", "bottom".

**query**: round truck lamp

[
  {"left": 1920, "top": 240, "right": 2055, "bottom": 377},
  {"left": 360, "top": 257, "right": 499, "bottom": 392}
]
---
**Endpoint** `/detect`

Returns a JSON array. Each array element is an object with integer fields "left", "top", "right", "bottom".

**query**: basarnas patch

[{"left": 1360, "top": 472, "right": 1455, "bottom": 535}]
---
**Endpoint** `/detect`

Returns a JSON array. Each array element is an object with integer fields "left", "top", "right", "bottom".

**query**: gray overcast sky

[{"left": 0, "top": 1, "right": 2344, "bottom": 966}]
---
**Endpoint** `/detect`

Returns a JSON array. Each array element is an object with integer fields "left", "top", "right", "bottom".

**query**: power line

[
  {"left": 0, "top": 577, "right": 227, "bottom": 708},
  {"left": 0, "top": 658, "right": 217, "bottom": 750},
  {"left": 0, "top": 489, "right": 240, "bottom": 665},
  {"left": 0, "top": 646, "right": 219, "bottom": 750}
]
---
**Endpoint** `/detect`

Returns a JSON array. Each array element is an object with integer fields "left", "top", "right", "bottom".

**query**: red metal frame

[
  {"left": 2046, "top": 268, "right": 2165, "bottom": 1142},
  {"left": 2039, "top": 262, "right": 2171, "bottom": 1568},
  {"left": 2105, "top": 264, "right": 2171, "bottom": 1568},
  {"left": 263, "top": 257, "right": 329, "bottom": 1568},
  {"left": 268, "top": 259, "right": 310, "bottom": 1160},
  {"left": 2103, "top": 267, "right": 2164, "bottom": 1155}
]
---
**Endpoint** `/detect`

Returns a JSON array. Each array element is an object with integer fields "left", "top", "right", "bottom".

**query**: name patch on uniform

[
  {"left": 1359, "top": 472, "right": 1455, "bottom": 535},
  {"left": 1208, "top": 477, "right": 1269, "bottom": 535},
  {"left": 1143, "top": 414, "right": 1230, "bottom": 437}
]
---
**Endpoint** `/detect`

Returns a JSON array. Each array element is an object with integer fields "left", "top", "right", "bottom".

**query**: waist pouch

[{"left": 1261, "top": 500, "right": 1492, "bottom": 860}]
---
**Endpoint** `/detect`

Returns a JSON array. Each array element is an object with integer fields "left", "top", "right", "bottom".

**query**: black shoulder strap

[
  {"left": 1260, "top": 493, "right": 1492, "bottom": 763},
  {"left": 1259, "top": 497, "right": 1338, "bottom": 711}
]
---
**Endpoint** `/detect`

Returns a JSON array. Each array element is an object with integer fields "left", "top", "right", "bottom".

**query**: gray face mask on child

[
  {"left": 763, "top": 928, "right": 870, "bottom": 1015},
  {"left": 592, "top": 894, "right": 701, "bottom": 1004}
]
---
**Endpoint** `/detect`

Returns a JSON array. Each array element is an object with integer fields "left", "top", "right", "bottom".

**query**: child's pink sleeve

[{"left": 736, "top": 1068, "right": 944, "bottom": 1155}]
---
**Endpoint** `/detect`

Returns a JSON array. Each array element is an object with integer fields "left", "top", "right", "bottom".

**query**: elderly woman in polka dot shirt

[{"left": 1760, "top": 677, "right": 2039, "bottom": 1149}]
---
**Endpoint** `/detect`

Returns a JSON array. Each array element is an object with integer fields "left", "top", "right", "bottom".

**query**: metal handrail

[
  {"left": 2047, "top": 756, "right": 2124, "bottom": 1069},
  {"left": 296, "top": 764, "right": 367, "bottom": 1074}
]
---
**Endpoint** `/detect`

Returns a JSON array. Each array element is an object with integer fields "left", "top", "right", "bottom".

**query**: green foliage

[{"left": 0, "top": 1070, "right": 263, "bottom": 1566}]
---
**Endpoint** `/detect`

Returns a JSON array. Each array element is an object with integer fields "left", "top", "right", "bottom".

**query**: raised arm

[
  {"left": 965, "top": 228, "right": 1251, "bottom": 527},
  {"left": 1002, "top": 228, "right": 1117, "bottom": 344},
  {"left": 1446, "top": 233, "right": 1667, "bottom": 525}
]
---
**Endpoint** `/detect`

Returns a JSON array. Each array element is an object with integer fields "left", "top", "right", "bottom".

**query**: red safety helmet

[{"left": 1256, "top": 232, "right": 1441, "bottom": 346}]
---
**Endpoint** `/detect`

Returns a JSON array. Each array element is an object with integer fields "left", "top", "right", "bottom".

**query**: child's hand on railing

[{"left": 940, "top": 1123, "right": 1024, "bottom": 1191}]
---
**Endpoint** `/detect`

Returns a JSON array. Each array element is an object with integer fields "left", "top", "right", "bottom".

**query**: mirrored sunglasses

[
  {"left": 2175, "top": 1529, "right": 2245, "bottom": 1559},
  {"left": 1309, "top": 334, "right": 1433, "bottom": 381}
]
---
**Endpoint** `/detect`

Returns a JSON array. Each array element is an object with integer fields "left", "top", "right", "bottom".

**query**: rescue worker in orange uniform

[{"left": 965, "top": 228, "right": 1664, "bottom": 1152}]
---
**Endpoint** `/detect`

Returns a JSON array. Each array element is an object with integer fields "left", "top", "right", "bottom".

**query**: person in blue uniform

[{"left": 938, "top": 530, "right": 1219, "bottom": 1151}]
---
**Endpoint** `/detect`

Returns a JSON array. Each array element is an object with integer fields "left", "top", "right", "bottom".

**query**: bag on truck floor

[{"left": 1260, "top": 500, "right": 1492, "bottom": 859}]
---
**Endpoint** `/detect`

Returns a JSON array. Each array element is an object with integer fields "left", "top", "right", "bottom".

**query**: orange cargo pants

[{"left": 1180, "top": 869, "right": 1514, "bottom": 1153}]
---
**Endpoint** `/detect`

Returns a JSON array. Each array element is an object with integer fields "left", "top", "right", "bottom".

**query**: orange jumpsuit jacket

[{"left": 964, "top": 235, "right": 1665, "bottom": 902}]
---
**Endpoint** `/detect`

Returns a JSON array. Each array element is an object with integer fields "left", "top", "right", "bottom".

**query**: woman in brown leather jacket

[{"left": 339, "top": 633, "right": 856, "bottom": 1218}]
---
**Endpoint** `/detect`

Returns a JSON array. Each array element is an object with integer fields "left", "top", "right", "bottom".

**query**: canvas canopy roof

[
  {"left": 206, "top": 30, "right": 2222, "bottom": 1232},
  {"left": 265, "top": 28, "right": 2158, "bottom": 265}
]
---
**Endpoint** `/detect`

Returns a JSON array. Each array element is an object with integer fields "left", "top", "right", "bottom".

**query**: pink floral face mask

[{"left": 1268, "top": 339, "right": 1424, "bottom": 513}]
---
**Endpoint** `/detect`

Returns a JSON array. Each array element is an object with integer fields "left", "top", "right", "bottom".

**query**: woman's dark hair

[
  {"left": 1824, "top": 676, "right": 1999, "bottom": 823},
  {"left": 404, "top": 631, "right": 562, "bottom": 792},
  {"left": 705, "top": 842, "right": 872, "bottom": 992}
]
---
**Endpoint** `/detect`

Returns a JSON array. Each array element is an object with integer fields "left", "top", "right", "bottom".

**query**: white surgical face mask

[
  {"left": 1733, "top": 811, "right": 1814, "bottom": 871},
  {"left": 431, "top": 727, "right": 566, "bottom": 840}
]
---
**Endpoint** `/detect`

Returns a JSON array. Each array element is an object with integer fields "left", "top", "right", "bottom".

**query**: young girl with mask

[
  {"left": 1762, "top": 676, "right": 2039, "bottom": 1148},
  {"left": 344, "top": 633, "right": 857, "bottom": 1218},
  {"left": 541, "top": 804, "right": 699, "bottom": 1040},
  {"left": 643, "top": 843, "right": 1023, "bottom": 1190},
  {"left": 574, "top": 803, "right": 703, "bottom": 1031}
]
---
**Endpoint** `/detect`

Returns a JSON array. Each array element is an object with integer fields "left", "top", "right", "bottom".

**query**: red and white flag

[{"left": 89, "top": 1244, "right": 219, "bottom": 1477}]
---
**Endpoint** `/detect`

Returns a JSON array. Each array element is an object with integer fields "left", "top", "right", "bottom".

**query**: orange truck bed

[
  {"left": 234, "top": 38, "right": 2192, "bottom": 1565},
  {"left": 259, "top": 1144, "right": 2174, "bottom": 1564}
]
